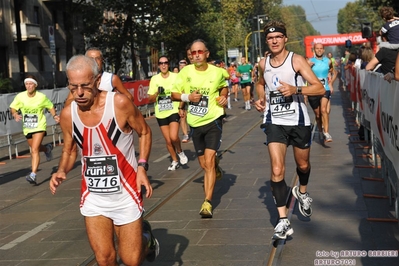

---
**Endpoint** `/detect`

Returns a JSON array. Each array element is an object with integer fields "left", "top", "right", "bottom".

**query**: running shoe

[
  {"left": 234, "top": 98, "right": 238, "bottom": 102},
  {"left": 272, "top": 218, "right": 294, "bottom": 240},
  {"left": 167, "top": 161, "right": 180, "bottom": 171},
  {"left": 178, "top": 151, "right": 188, "bottom": 165},
  {"left": 324, "top": 132, "right": 333, "bottom": 142},
  {"left": 26, "top": 173, "right": 36, "bottom": 184},
  {"left": 45, "top": 143, "right": 53, "bottom": 161},
  {"left": 143, "top": 220, "right": 159, "bottom": 262},
  {"left": 292, "top": 186, "right": 313, "bottom": 217},
  {"left": 199, "top": 200, "right": 213, "bottom": 218},
  {"left": 182, "top": 135, "right": 190, "bottom": 143}
]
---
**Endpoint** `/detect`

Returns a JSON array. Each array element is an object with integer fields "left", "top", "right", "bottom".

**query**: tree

[
  {"left": 366, "top": 0, "right": 399, "bottom": 12},
  {"left": 337, "top": 1, "right": 380, "bottom": 34},
  {"left": 280, "top": 5, "right": 319, "bottom": 56}
]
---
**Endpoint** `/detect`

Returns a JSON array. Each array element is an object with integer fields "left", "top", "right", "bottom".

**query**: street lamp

[{"left": 256, "top": 15, "right": 268, "bottom": 59}]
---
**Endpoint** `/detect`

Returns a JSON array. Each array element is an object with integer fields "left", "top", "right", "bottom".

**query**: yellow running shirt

[
  {"left": 172, "top": 64, "right": 227, "bottom": 127},
  {"left": 148, "top": 72, "right": 179, "bottom": 119},
  {"left": 9, "top": 91, "right": 54, "bottom": 135}
]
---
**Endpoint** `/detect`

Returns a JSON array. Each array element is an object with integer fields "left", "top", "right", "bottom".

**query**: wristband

[
  {"left": 296, "top": 86, "right": 302, "bottom": 95},
  {"left": 181, "top": 94, "right": 190, "bottom": 102},
  {"left": 138, "top": 159, "right": 147, "bottom": 163}
]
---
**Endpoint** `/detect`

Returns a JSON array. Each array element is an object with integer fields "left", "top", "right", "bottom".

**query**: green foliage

[
  {"left": 280, "top": 5, "right": 319, "bottom": 56},
  {"left": 70, "top": 0, "right": 319, "bottom": 73},
  {"left": 366, "top": 0, "right": 399, "bottom": 12},
  {"left": 0, "top": 75, "right": 13, "bottom": 94},
  {"left": 337, "top": 1, "right": 381, "bottom": 34}
]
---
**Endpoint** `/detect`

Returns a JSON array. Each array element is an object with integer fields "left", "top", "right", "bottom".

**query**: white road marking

[
  {"left": 153, "top": 153, "right": 170, "bottom": 163},
  {"left": 0, "top": 221, "right": 56, "bottom": 250}
]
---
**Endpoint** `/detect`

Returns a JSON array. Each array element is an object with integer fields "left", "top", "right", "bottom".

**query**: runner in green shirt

[
  {"left": 9, "top": 75, "right": 59, "bottom": 184},
  {"left": 148, "top": 56, "right": 188, "bottom": 171},
  {"left": 237, "top": 57, "right": 254, "bottom": 110},
  {"left": 172, "top": 39, "right": 228, "bottom": 218}
]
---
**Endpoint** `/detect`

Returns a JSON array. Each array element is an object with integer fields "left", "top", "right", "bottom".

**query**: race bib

[
  {"left": 23, "top": 114, "right": 39, "bottom": 129},
  {"left": 269, "top": 91, "right": 295, "bottom": 117},
  {"left": 319, "top": 78, "right": 326, "bottom": 86},
  {"left": 188, "top": 96, "right": 209, "bottom": 117},
  {"left": 242, "top": 73, "right": 249, "bottom": 80},
  {"left": 84, "top": 155, "right": 121, "bottom": 194},
  {"left": 157, "top": 95, "right": 173, "bottom": 112}
]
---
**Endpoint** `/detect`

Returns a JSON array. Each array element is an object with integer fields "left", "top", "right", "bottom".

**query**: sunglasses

[
  {"left": 158, "top": 61, "right": 169, "bottom": 65},
  {"left": 179, "top": 61, "right": 187, "bottom": 65},
  {"left": 191, "top": 50, "right": 208, "bottom": 56}
]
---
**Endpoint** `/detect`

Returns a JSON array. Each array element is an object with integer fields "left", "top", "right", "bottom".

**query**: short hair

[
  {"left": 263, "top": 20, "right": 287, "bottom": 37},
  {"left": 158, "top": 55, "right": 169, "bottom": 62},
  {"left": 85, "top": 47, "right": 103, "bottom": 58},
  {"left": 191, "top": 39, "right": 208, "bottom": 50},
  {"left": 380, "top": 6, "right": 395, "bottom": 20},
  {"left": 313, "top": 43, "right": 324, "bottom": 49},
  {"left": 66, "top": 55, "right": 99, "bottom": 78}
]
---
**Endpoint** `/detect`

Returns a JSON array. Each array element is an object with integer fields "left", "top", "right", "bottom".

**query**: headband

[
  {"left": 265, "top": 27, "right": 286, "bottom": 37},
  {"left": 24, "top": 78, "right": 38, "bottom": 86}
]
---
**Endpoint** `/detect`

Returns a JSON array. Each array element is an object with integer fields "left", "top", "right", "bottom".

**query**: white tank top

[
  {"left": 71, "top": 92, "right": 143, "bottom": 215},
  {"left": 263, "top": 52, "right": 311, "bottom": 126},
  {"left": 99, "top": 72, "right": 113, "bottom": 91}
]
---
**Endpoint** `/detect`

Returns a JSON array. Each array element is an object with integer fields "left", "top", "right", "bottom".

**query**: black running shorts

[
  {"left": 191, "top": 117, "right": 223, "bottom": 156},
  {"left": 263, "top": 124, "right": 311, "bottom": 149},
  {"left": 156, "top": 113, "right": 180, "bottom": 127}
]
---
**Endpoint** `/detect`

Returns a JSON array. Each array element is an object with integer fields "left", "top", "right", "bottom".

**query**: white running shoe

[
  {"left": 178, "top": 151, "right": 188, "bottom": 165},
  {"left": 168, "top": 161, "right": 180, "bottom": 171},
  {"left": 292, "top": 186, "right": 313, "bottom": 217},
  {"left": 324, "top": 132, "right": 333, "bottom": 142},
  {"left": 272, "top": 218, "right": 293, "bottom": 240}
]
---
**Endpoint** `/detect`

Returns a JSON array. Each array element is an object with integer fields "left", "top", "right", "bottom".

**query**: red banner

[{"left": 123, "top": 80, "right": 150, "bottom": 106}]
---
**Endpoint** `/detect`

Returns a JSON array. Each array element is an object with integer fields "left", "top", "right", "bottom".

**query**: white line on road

[
  {"left": 153, "top": 153, "right": 170, "bottom": 163},
  {"left": 0, "top": 221, "right": 56, "bottom": 250}
]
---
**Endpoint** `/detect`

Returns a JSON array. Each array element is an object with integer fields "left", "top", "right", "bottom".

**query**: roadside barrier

[{"left": 345, "top": 66, "right": 399, "bottom": 219}]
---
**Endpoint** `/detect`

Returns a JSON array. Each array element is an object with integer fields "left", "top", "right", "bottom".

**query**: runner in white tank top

[
  {"left": 263, "top": 51, "right": 310, "bottom": 126},
  {"left": 98, "top": 71, "right": 113, "bottom": 91},
  {"left": 254, "top": 20, "right": 325, "bottom": 241},
  {"left": 50, "top": 55, "right": 158, "bottom": 265},
  {"left": 71, "top": 92, "right": 142, "bottom": 223}
]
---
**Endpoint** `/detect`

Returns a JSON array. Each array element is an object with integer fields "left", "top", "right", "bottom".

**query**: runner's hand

[
  {"left": 136, "top": 168, "right": 153, "bottom": 198},
  {"left": 50, "top": 171, "right": 67, "bottom": 195}
]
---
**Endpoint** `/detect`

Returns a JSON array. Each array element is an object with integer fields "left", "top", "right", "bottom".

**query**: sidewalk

[{"left": 0, "top": 87, "right": 398, "bottom": 266}]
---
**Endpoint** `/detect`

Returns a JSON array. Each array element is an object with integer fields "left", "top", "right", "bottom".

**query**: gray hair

[
  {"left": 85, "top": 47, "right": 103, "bottom": 58},
  {"left": 66, "top": 55, "right": 99, "bottom": 78}
]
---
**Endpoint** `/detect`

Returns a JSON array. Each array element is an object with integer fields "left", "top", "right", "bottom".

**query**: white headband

[{"left": 24, "top": 78, "right": 38, "bottom": 86}]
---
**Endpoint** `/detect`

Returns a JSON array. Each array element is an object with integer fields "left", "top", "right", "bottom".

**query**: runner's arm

[
  {"left": 112, "top": 75, "right": 134, "bottom": 101},
  {"left": 293, "top": 54, "right": 325, "bottom": 96}
]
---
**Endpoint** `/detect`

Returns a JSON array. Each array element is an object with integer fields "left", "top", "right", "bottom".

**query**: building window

[
  {"left": 33, "top": 6, "right": 39, "bottom": 24},
  {"left": 0, "top": 47, "right": 8, "bottom": 77},
  {"left": 38, "top": 47, "right": 44, "bottom": 71}
]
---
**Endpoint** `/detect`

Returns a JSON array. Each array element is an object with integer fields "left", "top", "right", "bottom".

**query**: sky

[{"left": 283, "top": 0, "right": 355, "bottom": 35}]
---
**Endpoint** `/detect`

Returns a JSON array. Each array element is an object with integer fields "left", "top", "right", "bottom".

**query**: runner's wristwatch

[{"left": 138, "top": 162, "right": 149, "bottom": 171}]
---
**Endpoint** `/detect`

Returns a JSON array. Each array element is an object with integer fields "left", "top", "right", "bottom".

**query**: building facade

[{"left": 0, "top": 0, "right": 85, "bottom": 91}]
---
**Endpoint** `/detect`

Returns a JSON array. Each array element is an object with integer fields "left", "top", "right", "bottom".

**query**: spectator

[
  {"left": 365, "top": 47, "right": 397, "bottom": 74},
  {"left": 379, "top": 6, "right": 399, "bottom": 50}
]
